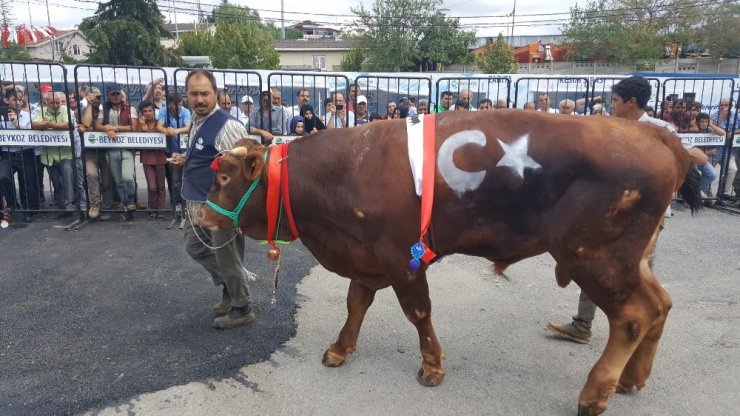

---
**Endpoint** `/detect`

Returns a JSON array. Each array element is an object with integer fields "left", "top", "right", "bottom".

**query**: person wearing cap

[
  {"left": 95, "top": 87, "right": 139, "bottom": 218},
  {"left": 78, "top": 86, "right": 114, "bottom": 220},
  {"left": 239, "top": 95, "right": 253, "bottom": 127},
  {"left": 355, "top": 95, "right": 369, "bottom": 125}
]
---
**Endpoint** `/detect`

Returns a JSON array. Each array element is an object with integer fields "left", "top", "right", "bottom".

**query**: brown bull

[{"left": 201, "top": 110, "right": 700, "bottom": 415}]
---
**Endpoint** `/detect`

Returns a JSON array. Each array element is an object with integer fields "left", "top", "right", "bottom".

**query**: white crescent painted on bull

[{"left": 437, "top": 130, "right": 488, "bottom": 197}]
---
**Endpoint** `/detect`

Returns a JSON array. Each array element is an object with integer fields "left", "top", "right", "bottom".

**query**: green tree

[
  {"left": 177, "top": 1, "right": 282, "bottom": 69},
  {"left": 0, "top": 0, "right": 13, "bottom": 29},
  {"left": 79, "top": 0, "right": 182, "bottom": 66},
  {"left": 340, "top": 44, "right": 365, "bottom": 71},
  {"left": 475, "top": 34, "right": 517, "bottom": 74},
  {"left": 695, "top": 1, "right": 740, "bottom": 60},
  {"left": 350, "top": 0, "right": 474, "bottom": 72},
  {"left": 177, "top": 30, "right": 214, "bottom": 57},
  {"left": 210, "top": 23, "right": 279, "bottom": 70},
  {"left": 209, "top": 0, "right": 259, "bottom": 24},
  {"left": 0, "top": 43, "right": 32, "bottom": 61},
  {"left": 417, "top": 12, "right": 475, "bottom": 69},
  {"left": 562, "top": 0, "right": 707, "bottom": 64}
]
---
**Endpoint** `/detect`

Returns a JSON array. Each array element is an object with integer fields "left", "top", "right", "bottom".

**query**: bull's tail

[
  {"left": 678, "top": 166, "right": 702, "bottom": 215},
  {"left": 656, "top": 127, "right": 703, "bottom": 215}
]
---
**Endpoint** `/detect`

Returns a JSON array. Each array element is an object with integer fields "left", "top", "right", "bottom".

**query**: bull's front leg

[
  {"left": 391, "top": 269, "right": 445, "bottom": 387},
  {"left": 322, "top": 279, "right": 376, "bottom": 367}
]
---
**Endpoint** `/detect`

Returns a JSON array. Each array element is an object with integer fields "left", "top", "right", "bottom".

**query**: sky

[{"left": 7, "top": 0, "right": 577, "bottom": 38}]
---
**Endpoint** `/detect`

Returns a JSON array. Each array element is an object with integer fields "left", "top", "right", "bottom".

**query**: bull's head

[{"left": 200, "top": 138, "right": 268, "bottom": 234}]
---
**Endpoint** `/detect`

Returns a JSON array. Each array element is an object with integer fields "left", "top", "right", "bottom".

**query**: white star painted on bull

[{"left": 496, "top": 134, "right": 541, "bottom": 178}]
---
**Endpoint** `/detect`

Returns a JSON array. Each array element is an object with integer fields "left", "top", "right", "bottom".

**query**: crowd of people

[
  {"left": 1, "top": 76, "right": 738, "bottom": 225},
  {"left": 0, "top": 78, "right": 191, "bottom": 223}
]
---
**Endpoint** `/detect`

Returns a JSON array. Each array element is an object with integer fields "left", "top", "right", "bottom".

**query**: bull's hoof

[
  {"left": 577, "top": 401, "right": 607, "bottom": 416},
  {"left": 617, "top": 375, "right": 646, "bottom": 394},
  {"left": 416, "top": 367, "right": 445, "bottom": 387},
  {"left": 616, "top": 383, "right": 633, "bottom": 394},
  {"left": 322, "top": 348, "right": 347, "bottom": 367}
]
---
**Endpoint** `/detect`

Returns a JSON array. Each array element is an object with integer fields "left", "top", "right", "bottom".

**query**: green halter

[{"left": 205, "top": 151, "right": 266, "bottom": 229}]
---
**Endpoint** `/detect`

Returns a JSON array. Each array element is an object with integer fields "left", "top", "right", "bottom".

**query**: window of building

[
  {"left": 312, "top": 56, "right": 326, "bottom": 70},
  {"left": 72, "top": 44, "right": 81, "bottom": 56},
  {"left": 53, "top": 41, "right": 63, "bottom": 52}
]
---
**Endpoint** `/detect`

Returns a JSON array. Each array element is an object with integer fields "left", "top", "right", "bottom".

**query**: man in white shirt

[{"left": 547, "top": 76, "right": 706, "bottom": 345}]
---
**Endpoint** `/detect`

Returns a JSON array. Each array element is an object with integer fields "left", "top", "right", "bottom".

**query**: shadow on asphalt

[{"left": 0, "top": 215, "right": 317, "bottom": 416}]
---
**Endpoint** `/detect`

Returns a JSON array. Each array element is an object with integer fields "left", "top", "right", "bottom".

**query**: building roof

[
  {"left": 471, "top": 35, "right": 567, "bottom": 49},
  {"left": 23, "top": 30, "right": 80, "bottom": 48},
  {"left": 290, "top": 20, "right": 342, "bottom": 32},
  {"left": 272, "top": 38, "right": 355, "bottom": 51}
]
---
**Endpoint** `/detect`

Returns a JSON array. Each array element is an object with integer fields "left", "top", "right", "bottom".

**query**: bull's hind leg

[
  {"left": 577, "top": 279, "right": 662, "bottom": 416},
  {"left": 323, "top": 280, "right": 376, "bottom": 367},
  {"left": 617, "top": 227, "right": 672, "bottom": 393},
  {"left": 391, "top": 270, "right": 445, "bottom": 387}
]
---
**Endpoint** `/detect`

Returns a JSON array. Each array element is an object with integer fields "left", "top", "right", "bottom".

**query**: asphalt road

[{"left": 1, "top": 203, "right": 738, "bottom": 416}]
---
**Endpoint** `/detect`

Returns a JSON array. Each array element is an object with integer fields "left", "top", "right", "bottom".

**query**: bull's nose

[{"left": 197, "top": 204, "right": 225, "bottom": 231}]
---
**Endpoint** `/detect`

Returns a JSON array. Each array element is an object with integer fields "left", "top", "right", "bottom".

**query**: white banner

[
  {"left": 84, "top": 132, "right": 166, "bottom": 149},
  {"left": 678, "top": 133, "right": 726, "bottom": 147},
  {"left": 0, "top": 129, "right": 71, "bottom": 147},
  {"left": 244, "top": 134, "right": 299, "bottom": 145}
]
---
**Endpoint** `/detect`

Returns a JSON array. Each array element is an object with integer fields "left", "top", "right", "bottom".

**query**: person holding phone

[{"left": 325, "top": 91, "right": 354, "bottom": 129}]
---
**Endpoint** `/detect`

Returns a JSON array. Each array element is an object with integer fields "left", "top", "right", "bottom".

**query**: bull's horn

[{"left": 230, "top": 147, "right": 248, "bottom": 158}]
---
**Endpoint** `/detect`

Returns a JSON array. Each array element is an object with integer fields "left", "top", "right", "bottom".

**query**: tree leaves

[
  {"left": 78, "top": 0, "right": 181, "bottom": 66},
  {"left": 349, "top": 0, "right": 474, "bottom": 72},
  {"left": 562, "top": 0, "right": 731, "bottom": 64},
  {"left": 475, "top": 34, "right": 517, "bottom": 74}
]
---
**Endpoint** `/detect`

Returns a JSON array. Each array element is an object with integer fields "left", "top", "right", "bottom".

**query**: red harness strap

[
  {"left": 266, "top": 144, "right": 299, "bottom": 252},
  {"left": 280, "top": 143, "right": 299, "bottom": 239},
  {"left": 409, "top": 114, "right": 438, "bottom": 269},
  {"left": 419, "top": 115, "right": 437, "bottom": 264}
]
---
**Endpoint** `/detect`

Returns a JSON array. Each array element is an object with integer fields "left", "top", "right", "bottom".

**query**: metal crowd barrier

[
  {"left": 588, "top": 77, "right": 661, "bottom": 115},
  {"left": 268, "top": 71, "right": 349, "bottom": 131},
  {"left": 70, "top": 64, "right": 170, "bottom": 227},
  {"left": 436, "top": 76, "right": 511, "bottom": 111},
  {"left": 513, "top": 76, "right": 590, "bottom": 113},
  {"left": 355, "top": 75, "right": 433, "bottom": 122},
  {"left": 0, "top": 62, "right": 76, "bottom": 223},
  {"left": 2, "top": 63, "right": 739, "bottom": 228},
  {"left": 661, "top": 77, "right": 736, "bottom": 206}
]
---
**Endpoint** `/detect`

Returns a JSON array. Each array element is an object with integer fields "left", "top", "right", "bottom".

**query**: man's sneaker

[
  {"left": 126, "top": 204, "right": 137, "bottom": 211},
  {"left": 213, "top": 306, "right": 255, "bottom": 329},
  {"left": 88, "top": 206, "right": 100, "bottom": 219},
  {"left": 99, "top": 212, "right": 111, "bottom": 221},
  {"left": 211, "top": 286, "right": 231, "bottom": 315},
  {"left": 65, "top": 203, "right": 76, "bottom": 212},
  {"left": 546, "top": 321, "right": 592, "bottom": 344}
]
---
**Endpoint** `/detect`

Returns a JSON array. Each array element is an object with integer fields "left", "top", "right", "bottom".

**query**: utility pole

[
  {"left": 172, "top": 0, "right": 179, "bottom": 42},
  {"left": 511, "top": 0, "right": 517, "bottom": 38},
  {"left": 46, "top": 0, "right": 54, "bottom": 61},
  {"left": 281, "top": 0, "right": 285, "bottom": 39}
]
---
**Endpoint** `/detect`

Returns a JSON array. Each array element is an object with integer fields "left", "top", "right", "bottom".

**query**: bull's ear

[{"left": 244, "top": 150, "right": 265, "bottom": 182}]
